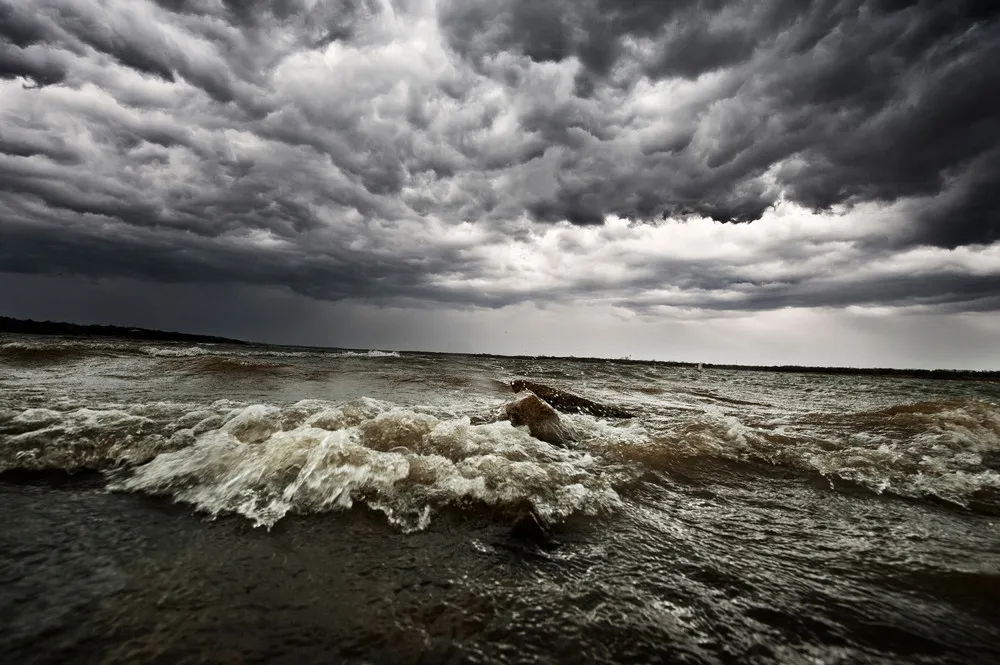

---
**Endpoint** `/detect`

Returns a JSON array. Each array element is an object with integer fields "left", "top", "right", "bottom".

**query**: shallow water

[{"left": 2, "top": 334, "right": 999, "bottom": 664}]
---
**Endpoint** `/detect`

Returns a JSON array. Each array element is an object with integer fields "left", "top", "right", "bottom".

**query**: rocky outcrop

[
  {"left": 504, "top": 390, "right": 573, "bottom": 447},
  {"left": 510, "top": 380, "right": 634, "bottom": 419},
  {"left": 472, "top": 379, "right": 631, "bottom": 446}
]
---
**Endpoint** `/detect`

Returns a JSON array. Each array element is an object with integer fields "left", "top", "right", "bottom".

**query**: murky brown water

[{"left": 2, "top": 335, "right": 999, "bottom": 664}]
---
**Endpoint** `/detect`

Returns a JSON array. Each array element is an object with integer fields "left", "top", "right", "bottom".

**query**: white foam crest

[
  {"left": 799, "top": 400, "right": 1000, "bottom": 505},
  {"left": 0, "top": 339, "right": 131, "bottom": 360},
  {"left": 111, "top": 402, "right": 625, "bottom": 530},
  {"left": 235, "top": 349, "right": 313, "bottom": 358},
  {"left": 2, "top": 341, "right": 38, "bottom": 351},
  {"left": 338, "top": 350, "right": 402, "bottom": 358},
  {"left": 137, "top": 346, "right": 400, "bottom": 360},
  {"left": 1, "top": 340, "right": 122, "bottom": 352},
  {"left": 140, "top": 346, "right": 211, "bottom": 357},
  {"left": 4, "top": 408, "right": 182, "bottom": 471},
  {"left": 0, "top": 400, "right": 245, "bottom": 472},
  {"left": 643, "top": 399, "right": 1000, "bottom": 507}
]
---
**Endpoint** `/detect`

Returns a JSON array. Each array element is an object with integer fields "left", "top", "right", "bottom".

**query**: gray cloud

[
  {"left": 438, "top": 0, "right": 1000, "bottom": 232},
  {"left": 0, "top": 0, "right": 998, "bottom": 325}
]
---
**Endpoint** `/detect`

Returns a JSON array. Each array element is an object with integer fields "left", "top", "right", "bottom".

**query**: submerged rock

[
  {"left": 510, "top": 380, "right": 634, "bottom": 419},
  {"left": 504, "top": 390, "right": 573, "bottom": 447},
  {"left": 511, "top": 508, "right": 552, "bottom": 544},
  {"left": 508, "top": 498, "right": 554, "bottom": 545}
]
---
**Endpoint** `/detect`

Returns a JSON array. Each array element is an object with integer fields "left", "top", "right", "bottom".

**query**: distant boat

[{"left": 697, "top": 363, "right": 703, "bottom": 371}]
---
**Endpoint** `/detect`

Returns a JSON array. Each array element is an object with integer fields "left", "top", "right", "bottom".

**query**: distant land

[
  {"left": 0, "top": 317, "right": 248, "bottom": 345},
  {"left": 2, "top": 316, "right": 998, "bottom": 381}
]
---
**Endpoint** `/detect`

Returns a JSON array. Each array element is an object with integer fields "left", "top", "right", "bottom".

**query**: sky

[{"left": 1, "top": 0, "right": 998, "bottom": 369}]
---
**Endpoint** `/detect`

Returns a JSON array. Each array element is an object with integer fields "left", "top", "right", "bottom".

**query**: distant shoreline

[
  {"left": 2, "top": 316, "right": 997, "bottom": 381},
  {"left": 0, "top": 317, "right": 248, "bottom": 345}
]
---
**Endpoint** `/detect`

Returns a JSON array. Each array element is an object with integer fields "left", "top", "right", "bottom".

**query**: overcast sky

[{"left": 1, "top": 0, "right": 998, "bottom": 368}]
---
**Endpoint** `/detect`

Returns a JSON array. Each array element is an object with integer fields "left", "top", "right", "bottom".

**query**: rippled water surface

[{"left": 2, "top": 335, "right": 999, "bottom": 664}]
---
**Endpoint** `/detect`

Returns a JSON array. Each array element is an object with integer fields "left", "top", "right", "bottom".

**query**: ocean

[{"left": 2, "top": 334, "right": 999, "bottom": 664}]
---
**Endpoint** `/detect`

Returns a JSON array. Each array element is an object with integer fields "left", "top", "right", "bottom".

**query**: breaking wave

[
  {"left": 141, "top": 345, "right": 211, "bottom": 357},
  {"left": 2, "top": 391, "right": 999, "bottom": 527},
  {"left": 2, "top": 340, "right": 401, "bottom": 364},
  {"left": 1, "top": 342, "right": 79, "bottom": 363},
  {"left": 175, "top": 356, "right": 292, "bottom": 375},
  {"left": 0, "top": 340, "right": 118, "bottom": 363},
  {"left": 340, "top": 350, "right": 401, "bottom": 358},
  {"left": 630, "top": 397, "right": 1000, "bottom": 510},
  {"left": 140, "top": 346, "right": 400, "bottom": 360},
  {"left": 109, "top": 399, "right": 627, "bottom": 531},
  {"left": 0, "top": 398, "right": 630, "bottom": 531}
]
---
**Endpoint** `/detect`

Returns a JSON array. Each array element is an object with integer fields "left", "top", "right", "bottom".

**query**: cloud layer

[{"left": 1, "top": 0, "right": 998, "bottom": 322}]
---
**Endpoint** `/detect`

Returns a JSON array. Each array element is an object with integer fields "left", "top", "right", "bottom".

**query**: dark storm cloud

[
  {"left": 0, "top": 0, "right": 998, "bottom": 318},
  {"left": 911, "top": 147, "right": 1000, "bottom": 248},
  {"left": 0, "top": 213, "right": 482, "bottom": 306},
  {"left": 439, "top": 0, "right": 1000, "bottom": 234}
]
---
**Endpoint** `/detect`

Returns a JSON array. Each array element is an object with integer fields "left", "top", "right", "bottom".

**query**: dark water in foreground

[{"left": 2, "top": 335, "right": 999, "bottom": 664}]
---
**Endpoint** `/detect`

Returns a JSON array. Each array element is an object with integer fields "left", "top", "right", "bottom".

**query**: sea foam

[{"left": 108, "top": 399, "right": 624, "bottom": 530}]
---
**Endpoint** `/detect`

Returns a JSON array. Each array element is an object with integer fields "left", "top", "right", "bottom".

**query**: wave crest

[
  {"left": 141, "top": 346, "right": 210, "bottom": 357},
  {"left": 341, "top": 350, "right": 401, "bottom": 358},
  {"left": 5, "top": 392, "right": 998, "bottom": 525},
  {"left": 631, "top": 398, "right": 1000, "bottom": 510},
  {"left": 1, "top": 340, "right": 89, "bottom": 363},
  {"left": 109, "top": 400, "right": 622, "bottom": 530},
  {"left": 0, "top": 402, "right": 220, "bottom": 472}
]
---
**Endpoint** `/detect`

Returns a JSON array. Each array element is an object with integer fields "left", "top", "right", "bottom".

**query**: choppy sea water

[{"left": 2, "top": 334, "right": 999, "bottom": 665}]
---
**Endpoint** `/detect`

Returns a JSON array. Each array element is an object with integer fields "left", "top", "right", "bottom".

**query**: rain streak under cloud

[{"left": 0, "top": 0, "right": 999, "bottom": 366}]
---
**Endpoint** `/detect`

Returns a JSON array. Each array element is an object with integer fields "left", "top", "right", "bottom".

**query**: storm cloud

[{"left": 0, "top": 0, "right": 999, "bottom": 348}]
